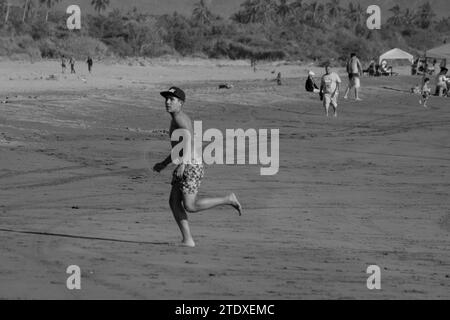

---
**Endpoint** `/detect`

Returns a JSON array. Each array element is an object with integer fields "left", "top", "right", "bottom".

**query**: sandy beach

[{"left": 0, "top": 58, "right": 449, "bottom": 299}]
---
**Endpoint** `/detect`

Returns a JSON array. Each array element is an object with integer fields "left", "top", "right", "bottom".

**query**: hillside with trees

[{"left": 0, "top": 0, "right": 449, "bottom": 64}]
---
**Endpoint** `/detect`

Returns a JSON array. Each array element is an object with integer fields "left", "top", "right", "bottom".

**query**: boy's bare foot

[
  {"left": 355, "top": 98, "right": 362, "bottom": 101},
  {"left": 181, "top": 239, "right": 196, "bottom": 247},
  {"left": 229, "top": 193, "right": 242, "bottom": 216}
]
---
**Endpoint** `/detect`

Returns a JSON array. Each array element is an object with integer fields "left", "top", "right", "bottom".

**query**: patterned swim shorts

[{"left": 171, "top": 163, "right": 205, "bottom": 194}]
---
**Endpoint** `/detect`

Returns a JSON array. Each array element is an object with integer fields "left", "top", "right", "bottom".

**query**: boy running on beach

[
  {"left": 419, "top": 78, "right": 431, "bottom": 108},
  {"left": 320, "top": 65, "right": 341, "bottom": 117},
  {"left": 153, "top": 86, "right": 242, "bottom": 247}
]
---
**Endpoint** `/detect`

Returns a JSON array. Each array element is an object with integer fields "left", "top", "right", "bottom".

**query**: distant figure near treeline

[
  {"left": 87, "top": 56, "right": 93, "bottom": 73},
  {"left": 61, "top": 55, "right": 67, "bottom": 74},
  {"left": 251, "top": 58, "right": 257, "bottom": 72},
  {"left": 69, "top": 57, "right": 76, "bottom": 74}
]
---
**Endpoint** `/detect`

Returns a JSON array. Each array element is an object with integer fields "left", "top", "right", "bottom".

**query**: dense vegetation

[{"left": 0, "top": 0, "right": 449, "bottom": 64}]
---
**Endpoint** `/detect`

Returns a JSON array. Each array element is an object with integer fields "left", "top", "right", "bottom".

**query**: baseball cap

[
  {"left": 160, "top": 86, "right": 186, "bottom": 102},
  {"left": 308, "top": 70, "right": 315, "bottom": 76}
]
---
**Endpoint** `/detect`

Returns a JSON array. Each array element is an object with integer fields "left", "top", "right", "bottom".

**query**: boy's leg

[
  {"left": 324, "top": 96, "right": 331, "bottom": 117},
  {"left": 344, "top": 85, "right": 350, "bottom": 99},
  {"left": 423, "top": 95, "right": 429, "bottom": 107},
  {"left": 178, "top": 164, "right": 242, "bottom": 215},
  {"left": 355, "top": 88, "right": 362, "bottom": 101},
  {"left": 169, "top": 185, "right": 195, "bottom": 247},
  {"left": 182, "top": 192, "right": 242, "bottom": 216},
  {"left": 332, "top": 98, "right": 338, "bottom": 117},
  {"left": 354, "top": 78, "right": 362, "bottom": 100}
]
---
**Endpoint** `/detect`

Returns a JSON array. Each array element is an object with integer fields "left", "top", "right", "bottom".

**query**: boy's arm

[
  {"left": 153, "top": 154, "right": 172, "bottom": 172},
  {"left": 153, "top": 118, "right": 190, "bottom": 172},
  {"left": 333, "top": 75, "right": 341, "bottom": 96}
]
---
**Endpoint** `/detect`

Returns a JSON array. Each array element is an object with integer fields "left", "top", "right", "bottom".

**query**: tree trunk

[
  {"left": 22, "top": 0, "right": 29, "bottom": 22},
  {"left": 5, "top": 4, "right": 10, "bottom": 23}
]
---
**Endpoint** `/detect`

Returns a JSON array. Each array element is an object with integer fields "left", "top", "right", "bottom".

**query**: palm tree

[
  {"left": 326, "top": 0, "right": 341, "bottom": 21},
  {"left": 253, "top": 0, "right": 277, "bottom": 24},
  {"left": 276, "top": 0, "right": 292, "bottom": 20},
  {"left": 415, "top": 1, "right": 435, "bottom": 29},
  {"left": 91, "top": 0, "right": 110, "bottom": 15},
  {"left": 345, "top": 1, "right": 364, "bottom": 28},
  {"left": 192, "top": 0, "right": 213, "bottom": 25},
  {"left": 315, "top": 3, "right": 326, "bottom": 25},
  {"left": 304, "top": 1, "right": 319, "bottom": 25},
  {"left": 388, "top": 4, "right": 402, "bottom": 26},
  {"left": 22, "top": 0, "right": 36, "bottom": 22},
  {"left": 4, "top": 0, "right": 11, "bottom": 23},
  {"left": 39, "top": 0, "right": 61, "bottom": 22},
  {"left": 402, "top": 8, "right": 414, "bottom": 25},
  {"left": 289, "top": 0, "right": 304, "bottom": 22},
  {"left": 290, "top": 0, "right": 303, "bottom": 10}
]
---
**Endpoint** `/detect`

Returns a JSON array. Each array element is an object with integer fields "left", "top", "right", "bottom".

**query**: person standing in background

[
  {"left": 87, "top": 56, "right": 93, "bottom": 74},
  {"left": 344, "top": 53, "right": 363, "bottom": 101}
]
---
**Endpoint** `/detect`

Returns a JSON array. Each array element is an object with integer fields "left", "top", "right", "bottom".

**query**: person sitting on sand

[
  {"left": 305, "top": 71, "right": 320, "bottom": 93},
  {"left": 153, "top": 86, "right": 242, "bottom": 247},
  {"left": 379, "top": 60, "right": 393, "bottom": 76},
  {"left": 363, "top": 59, "right": 376, "bottom": 76}
]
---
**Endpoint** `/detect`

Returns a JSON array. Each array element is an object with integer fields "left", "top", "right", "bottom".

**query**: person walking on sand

[
  {"left": 153, "top": 86, "right": 242, "bottom": 247},
  {"left": 419, "top": 77, "right": 432, "bottom": 108},
  {"left": 320, "top": 65, "right": 341, "bottom": 117},
  {"left": 87, "top": 56, "right": 93, "bottom": 73},
  {"left": 69, "top": 57, "right": 76, "bottom": 74},
  {"left": 61, "top": 55, "right": 67, "bottom": 74},
  {"left": 344, "top": 53, "right": 363, "bottom": 101}
]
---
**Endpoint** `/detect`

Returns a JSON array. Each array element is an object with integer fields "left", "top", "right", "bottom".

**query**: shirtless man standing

[
  {"left": 344, "top": 53, "right": 362, "bottom": 101},
  {"left": 320, "top": 65, "right": 341, "bottom": 117},
  {"left": 153, "top": 87, "right": 242, "bottom": 247}
]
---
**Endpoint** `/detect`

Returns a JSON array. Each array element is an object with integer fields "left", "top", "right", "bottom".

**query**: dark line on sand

[
  {"left": 0, "top": 228, "right": 172, "bottom": 246},
  {"left": 308, "top": 147, "right": 450, "bottom": 162}
]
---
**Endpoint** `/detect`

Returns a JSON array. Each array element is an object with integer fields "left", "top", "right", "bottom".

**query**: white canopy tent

[
  {"left": 379, "top": 48, "right": 414, "bottom": 64},
  {"left": 426, "top": 43, "right": 450, "bottom": 61}
]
